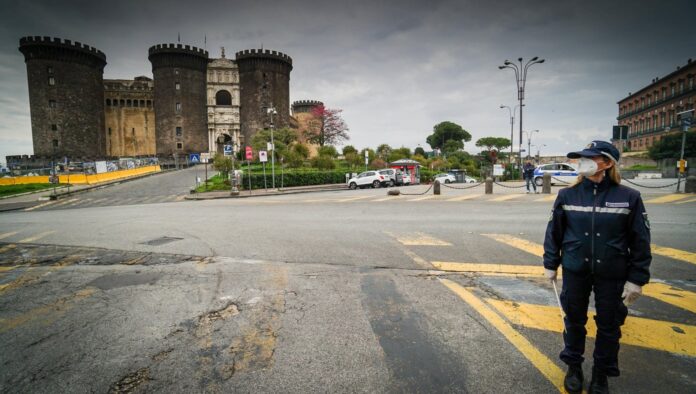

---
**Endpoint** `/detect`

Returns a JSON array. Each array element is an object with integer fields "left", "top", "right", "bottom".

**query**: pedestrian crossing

[{"left": 22, "top": 194, "right": 187, "bottom": 212}]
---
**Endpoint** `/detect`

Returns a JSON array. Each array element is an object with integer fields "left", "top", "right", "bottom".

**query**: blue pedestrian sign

[
  {"left": 223, "top": 145, "right": 233, "bottom": 156},
  {"left": 189, "top": 153, "right": 201, "bottom": 163}
]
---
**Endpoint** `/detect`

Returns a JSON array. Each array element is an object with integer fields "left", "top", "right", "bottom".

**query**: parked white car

[
  {"left": 533, "top": 163, "right": 578, "bottom": 186},
  {"left": 347, "top": 171, "right": 386, "bottom": 189},
  {"left": 434, "top": 173, "right": 456, "bottom": 184},
  {"left": 463, "top": 175, "right": 477, "bottom": 183}
]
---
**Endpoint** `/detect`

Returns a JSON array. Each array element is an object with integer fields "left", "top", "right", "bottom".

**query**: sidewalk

[{"left": 185, "top": 183, "right": 348, "bottom": 200}]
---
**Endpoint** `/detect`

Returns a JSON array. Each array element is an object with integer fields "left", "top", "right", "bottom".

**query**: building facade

[
  {"left": 17, "top": 36, "right": 295, "bottom": 162},
  {"left": 616, "top": 59, "right": 696, "bottom": 151},
  {"left": 206, "top": 49, "right": 241, "bottom": 154},
  {"left": 104, "top": 77, "right": 156, "bottom": 156}
]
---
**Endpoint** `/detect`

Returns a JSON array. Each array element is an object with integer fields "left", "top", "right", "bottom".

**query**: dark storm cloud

[{"left": 1, "top": 0, "right": 694, "bottom": 163}]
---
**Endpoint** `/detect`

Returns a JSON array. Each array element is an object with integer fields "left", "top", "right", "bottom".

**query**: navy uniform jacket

[{"left": 543, "top": 176, "right": 651, "bottom": 286}]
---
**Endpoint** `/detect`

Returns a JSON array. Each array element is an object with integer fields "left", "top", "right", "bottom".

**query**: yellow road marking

[
  {"left": 389, "top": 231, "right": 452, "bottom": 246},
  {"left": 487, "top": 299, "right": 696, "bottom": 357},
  {"left": 372, "top": 196, "right": 400, "bottom": 202},
  {"left": 432, "top": 262, "right": 547, "bottom": 277},
  {"left": 24, "top": 200, "right": 57, "bottom": 211},
  {"left": 18, "top": 231, "right": 55, "bottom": 243},
  {"left": 446, "top": 194, "right": 481, "bottom": 202},
  {"left": 0, "top": 231, "right": 18, "bottom": 240},
  {"left": 0, "top": 264, "right": 21, "bottom": 272},
  {"left": 482, "top": 233, "right": 544, "bottom": 257},
  {"left": 0, "top": 287, "right": 96, "bottom": 333},
  {"left": 490, "top": 194, "right": 523, "bottom": 202},
  {"left": 87, "top": 197, "right": 110, "bottom": 205},
  {"left": 400, "top": 248, "right": 434, "bottom": 270},
  {"left": 674, "top": 196, "right": 696, "bottom": 204},
  {"left": 68, "top": 198, "right": 91, "bottom": 206},
  {"left": 175, "top": 195, "right": 187, "bottom": 201},
  {"left": 535, "top": 195, "right": 557, "bottom": 202},
  {"left": 651, "top": 244, "right": 696, "bottom": 266},
  {"left": 440, "top": 280, "right": 568, "bottom": 393},
  {"left": 407, "top": 195, "right": 436, "bottom": 201},
  {"left": 0, "top": 244, "right": 17, "bottom": 254},
  {"left": 643, "top": 282, "right": 696, "bottom": 314},
  {"left": 336, "top": 195, "right": 373, "bottom": 203},
  {"left": 0, "top": 256, "right": 77, "bottom": 294},
  {"left": 644, "top": 194, "right": 691, "bottom": 204},
  {"left": 51, "top": 198, "right": 79, "bottom": 207}
]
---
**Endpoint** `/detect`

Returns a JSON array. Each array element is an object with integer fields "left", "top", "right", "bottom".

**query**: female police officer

[{"left": 543, "top": 141, "right": 651, "bottom": 394}]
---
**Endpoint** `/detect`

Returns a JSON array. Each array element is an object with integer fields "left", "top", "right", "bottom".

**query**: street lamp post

[
  {"left": 524, "top": 129, "right": 539, "bottom": 161},
  {"left": 500, "top": 104, "right": 520, "bottom": 173},
  {"left": 267, "top": 107, "right": 277, "bottom": 189},
  {"left": 499, "top": 57, "right": 545, "bottom": 179}
]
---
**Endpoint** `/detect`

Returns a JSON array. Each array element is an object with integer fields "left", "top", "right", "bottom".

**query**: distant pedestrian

[
  {"left": 543, "top": 141, "right": 651, "bottom": 394},
  {"left": 523, "top": 161, "right": 537, "bottom": 193}
]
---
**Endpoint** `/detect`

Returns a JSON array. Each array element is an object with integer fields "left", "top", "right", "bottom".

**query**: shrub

[
  {"left": 369, "top": 158, "right": 386, "bottom": 169},
  {"left": 318, "top": 145, "right": 339, "bottom": 158},
  {"left": 293, "top": 143, "right": 310, "bottom": 159},
  {"left": 241, "top": 170, "right": 347, "bottom": 189},
  {"left": 213, "top": 153, "right": 233, "bottom": 178},
  {"left": 311, "top": 155, "right": 336, "bottom": 169}
]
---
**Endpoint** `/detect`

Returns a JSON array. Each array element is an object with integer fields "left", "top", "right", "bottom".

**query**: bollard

[
  {"left": 485, "top": 177, "right": 493, "bottom": 194},
  {"left": 686, "top": 175, "right": 696, "bottom": 194},
  {"left": 542, "top": 173, "right": 552, "bottom": 194},
  {"left": 434, "top": 180, "right": 441, "bottom": 195}
]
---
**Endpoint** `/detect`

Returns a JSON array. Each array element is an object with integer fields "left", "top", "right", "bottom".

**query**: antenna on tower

[
  {"left": 221, "top": 47, "right": 225, "bottom": 58},
  {"left": 204, "top": 34, "right": 207, "bottom": 49},
  {"left": 177, "top": 32, "right": 180, "bottom": 43}
]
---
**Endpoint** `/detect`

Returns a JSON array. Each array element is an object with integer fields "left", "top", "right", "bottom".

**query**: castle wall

[
  {"left": 19, "top": 36, "right": 107, "bottom": 158},
  {"left": 149, "top": 44, "right": 209, "bottom": 156},
  {"left": 104, "top": 78, "right": 156, "bottom": 157}
]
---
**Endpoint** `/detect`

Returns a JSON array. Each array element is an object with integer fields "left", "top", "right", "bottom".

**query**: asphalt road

[{"left": 1, "top": 175, "right": 694, "bottom": 393}]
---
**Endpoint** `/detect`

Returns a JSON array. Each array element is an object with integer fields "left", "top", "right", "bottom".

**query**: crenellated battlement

[
  {"left": 19, "top": 36, "right": 106, "bottom": 62},
  {"left": 148, "top": 43, "right": 208, "bottom": 58},
  {"left": 292, "top": 100, "right": 323, "bottom": 107},
  {"left": 235, "top": 49, "right": 293, "bottom": 66},
  {"left": 104, "top": 79, "right": 154, "bottom": 92}
]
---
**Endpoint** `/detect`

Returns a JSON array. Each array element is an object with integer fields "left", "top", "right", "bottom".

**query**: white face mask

[{"left": 577, "top": 157, "right": 599, "bottom": 176}]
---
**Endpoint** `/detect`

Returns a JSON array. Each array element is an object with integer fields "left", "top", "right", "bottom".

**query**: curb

[{"left": 185, "top": 184, "right": 348, "bottom": 200}]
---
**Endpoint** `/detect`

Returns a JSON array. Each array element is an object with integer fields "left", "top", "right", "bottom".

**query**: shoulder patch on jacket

[
  {"left": 643, "top": 212, "right": 650, "bottom": 229},
  {"left": 606, "top": 201, "right": 629, "bottom": 208}
]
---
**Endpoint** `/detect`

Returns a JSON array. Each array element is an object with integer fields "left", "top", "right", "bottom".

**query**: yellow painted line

[
  {"left": 400, "top": 248, "right": 435, "bottom": 270},
  {"left": 432, "top": 262, "right": 547, "bottom": 277},
  {"left": 407, "top": 195, "right": 436, "bottom": 201},
  {"left": 51, "top": 198, "right": 79, "bottom": 207},
  {"left": 67, "top": 198, "right": 91, "bottom": 206},
  {"left": 674, "top": 196, "right": 696, "bottom": 204},
  {"left": 0, "top": 244, "right": 17, "bottom": 254},
  {"left": 24, "top": 200, "right": 57, "bottom": 211},
  {"left": 0, "top": 287, "right": 96, "bottom": 333},
  {"left": 372, "top": 196, "right": 401, "bottom": 202},
  {"left": 644, "top": 194, "right": 691, "bottom": 204},
  {"left": 389, "top": 232, "right": 452, "bottom": 246},
  {"left": 482, "top": 233, "right": 544, "bottom": 257},
  {"left": 446, "top": 194, "right": 481, "bottom": 202},
  {"left": 175, "top": 195, "right": 187, "bottom": 201},
  {"left": 18, "top": 231, "right": 54, "bottom": 243},
  {"left": 490, "top": 194, "right": 523, "bottom": 202},
  {"left": 487, "top": 298, "right": 696, "bottom": 357},
  {"left": 336, "top": 195, "right": 373, "bottom": 203},
  {"left": 0, "top": 264, "right": 21, "bottom": 272},
  {"left": 643, "top": 282, "right": 696, "bottom": 314},
  {"left": 86, "top": 197, "right": 110, "bottom": 205},
  {"left": 0, "top": 256, "right": 77, "bottom": 294},
  {"left": 0, "top": 231, "right": 18, "bottom": 240},
  {"left": 651, "top": 244, "right": 696, "bottom": 265},
  {"left": 440, "top": 279, "right": 568, "bottom": 393},
  {"left": 535, "top": 195, "right": 557, "bottom": 202}
]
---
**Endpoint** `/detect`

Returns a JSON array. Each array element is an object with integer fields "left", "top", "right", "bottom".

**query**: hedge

[{"left": 240, "top": 170, "right": 348, "bottom": 190}]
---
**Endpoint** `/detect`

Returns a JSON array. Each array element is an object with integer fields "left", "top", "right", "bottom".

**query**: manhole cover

[{"left": 140, "top": 236, "right": 183, "bottom": 246}]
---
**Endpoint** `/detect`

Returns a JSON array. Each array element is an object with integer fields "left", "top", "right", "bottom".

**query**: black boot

[
  {"left": 589, "top": 366, "right": 609, "bottom": 394},
  {"left": 563, "top": 364, "right": 584, "bottom": 393}
]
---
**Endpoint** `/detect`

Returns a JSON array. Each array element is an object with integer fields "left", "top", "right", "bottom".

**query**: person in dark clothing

[
  {"left": 543, "top": 141, "right": 651, "bottom": 394},
  {"left": 523, "top": 161, "right": 537, "bottom": 193}
]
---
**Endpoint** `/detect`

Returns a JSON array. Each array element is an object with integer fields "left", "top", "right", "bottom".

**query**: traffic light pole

[{"left": 676, "top": 110, "right": 693, "bottom": 193}]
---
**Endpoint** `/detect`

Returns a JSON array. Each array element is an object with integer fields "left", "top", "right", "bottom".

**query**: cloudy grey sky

[{"left": 1, "top": 0, "right": 694, "bottom": 164}]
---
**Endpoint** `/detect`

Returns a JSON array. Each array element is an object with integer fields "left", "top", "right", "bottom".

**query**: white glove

[
  {"left": 544, "top": 269, "right": 557, "bottom": 281},
  {"left": 622, "top": 282, "right": 642, "bottom": 305}
]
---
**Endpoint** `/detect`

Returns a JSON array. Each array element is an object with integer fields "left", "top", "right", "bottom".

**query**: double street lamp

[
  {"left": 499, "top": 104, "right": 520, "bottom": 171},
  {"left": 523, "top": 129, "right": 539, "bottom": 161},
  {"left": 532, "top": 143, "right": 547, "bottom": 162},
  {"left": 499, "top": 56, "right": 545, "bottom": 179},
  {"left": 267, "top": 107, "right": 277, "bottom": 189}
]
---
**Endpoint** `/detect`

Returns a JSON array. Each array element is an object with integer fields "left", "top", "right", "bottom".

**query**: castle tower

[
  {"left": 148, "top": 43, "right": 209, "bottom": 156},
  {"left": 235, "top": 49, "right": 293, "bottom": 146},
  {"left": 291, "top": 100, "right": 323, "bottom": 115},
  {"left": 18, "top": 36, "right": 107, "bottom": 158}
]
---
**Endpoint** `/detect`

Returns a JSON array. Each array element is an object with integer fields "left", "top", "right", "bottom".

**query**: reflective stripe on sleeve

[{"left": 562, "top": 205, "right": 631, "bottom": 215}]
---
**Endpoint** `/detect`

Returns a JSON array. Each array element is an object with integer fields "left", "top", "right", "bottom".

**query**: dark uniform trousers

[{"left": 560, "top": 269, "right": 629, "bottom": 376}]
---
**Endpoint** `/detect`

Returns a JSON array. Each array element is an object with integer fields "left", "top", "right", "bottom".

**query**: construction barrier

[{"left": 0, "top": 165, "right": 161, "bottom": 186}]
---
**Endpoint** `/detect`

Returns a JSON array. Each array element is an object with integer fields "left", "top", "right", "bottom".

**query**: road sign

[
  {"left": 259, "top": 150, "right": 268, "bottom": 163},
  {"left": 267, "top": 142, "right": 274, "bottom": 151},
  {"left": 200, "top": 152, "right": 211, "bottom": 163},
  {"left": 223, "top": 145, "right": 233, "bottom": 156},
  {"left": 493, "top": 164, "right": 504, "bottom": 176},
  {"left": 678, "top": 160, "right": 688, "bottom": 173},
  {"left": 245, "top": 146, "right": 253, "bottom": 161},
  {"left": 189, "top": 153, "right": 201, "bottom": 163}
]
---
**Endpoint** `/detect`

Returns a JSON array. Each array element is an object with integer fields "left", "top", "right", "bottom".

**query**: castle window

[
  {"left": 147, "top": 100, "right": 152, "bottom": 107},
  {"left": 106, "top": 99, "right": 111, "bottom": 106},
  {"left": 126, "top": 99, "right": 132, "bottom": 107},
  {"left": 176, "top": 102, "right": 181, "bottom": 112},
  {"left": 176, "top": 142, "right": 183, "bottom": 150},
  {"left": 51, "top": 124, "right": 57, "bottom": 131},
  {"left": 140, "top": 100, "right": 145, "bottom": 107},
  {"left": 174, "top": 69, "right": 179, "bottom": 75},
  {"left": 175, "top": 82, "right": 180, "bottom": 90},
  {"left": 48, "top": 100, "right": 56, "bottom": 108},
  {"left": 176, "top": 127, "right": 182, "bottom": 137},
  {"left": 215, "top": 90, "right": 232, "bottom": 106},
  {"left": 120, "top": 99, "right": 125, "bottom": 106},
  {"left": 108, "top": 128, "right": 112, "bottom": 135},
  {"left": 52, "top": 139, "right": 59, "bottom": 148},
  {"left": 48, "top": 77, "right": 55, "bottom": 86},
  {"left": 47, "top": 66, "right": 53, "bottom": 74},
  {"left": 132, "top": 128, "right": 136, "bottom": 135}
]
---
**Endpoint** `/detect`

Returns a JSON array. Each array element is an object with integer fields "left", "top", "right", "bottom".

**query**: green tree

[
  {"left": 376, "top": 144, "right": 392, "bottom": 160},
  {"left": 426, "top": 121, "right": 472, "bottom": 151},
  {"left": 388, "top": 147, "right": 411, "bottom": 162},
  {"left": 411, "top": 154, "right": 428, "bottom": 167},
  {"left": 369, "top": 158, "right": 386, "bottom": 169},
  {"left": 342, "top": 145, "right": 358, "bottom": 155},
  {"left": 360, "top": 148, "right": 376, "bottom": 163},
  {"left": 251, "top": 128, "right": 298, "bottom": 161},
  {"left": 648, "top": 131, "right": 696, "bottom": 160},
  {"left": 310, "top": 155, "right": 336, "bottom": 169},
  {"left": 443, "top": 139, "right": 463, "bottom": 153},
  {"left": 414, "top": 146, "right": 426, "bottom": 157},
  {"left": 212, "top": 153, "right": 233, "bottom": 181},
  {"left": 293, "top": 143, "right": 310, "bottom": 159},
  {"left": 345, "top": 152, "right": 362, "bottom": 169},
  {"left": 283, "top": 150, "right": 305, "bottom": 168},
  {"left": 475, "top": 137, "right": 511, "bottom": 152},
  {"left": 318, "top": 145, "right": 339, "bottom": 158}
]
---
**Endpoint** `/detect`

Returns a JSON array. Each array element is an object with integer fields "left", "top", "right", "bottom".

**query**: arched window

[
  {"left": 106, "top": 99, "right": 111, "bottom": 106},
  {"left": 215, "top": 90, "right": 232, "bottom": 106}
]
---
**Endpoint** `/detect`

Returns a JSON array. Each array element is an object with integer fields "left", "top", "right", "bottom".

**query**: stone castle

[{"left": 17, "top": 36, "right": 323, "bottom": 161}]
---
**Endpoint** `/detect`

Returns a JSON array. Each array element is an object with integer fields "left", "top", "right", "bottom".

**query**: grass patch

[
  {"left": 0, "top": 183, "right": 57, "bottom": 198},
  {"left": 195, "top": 174, "right": 230, "bottom": 193},
  {"left": 625, "top": 164, "right": 658, "bottom": 171}
]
